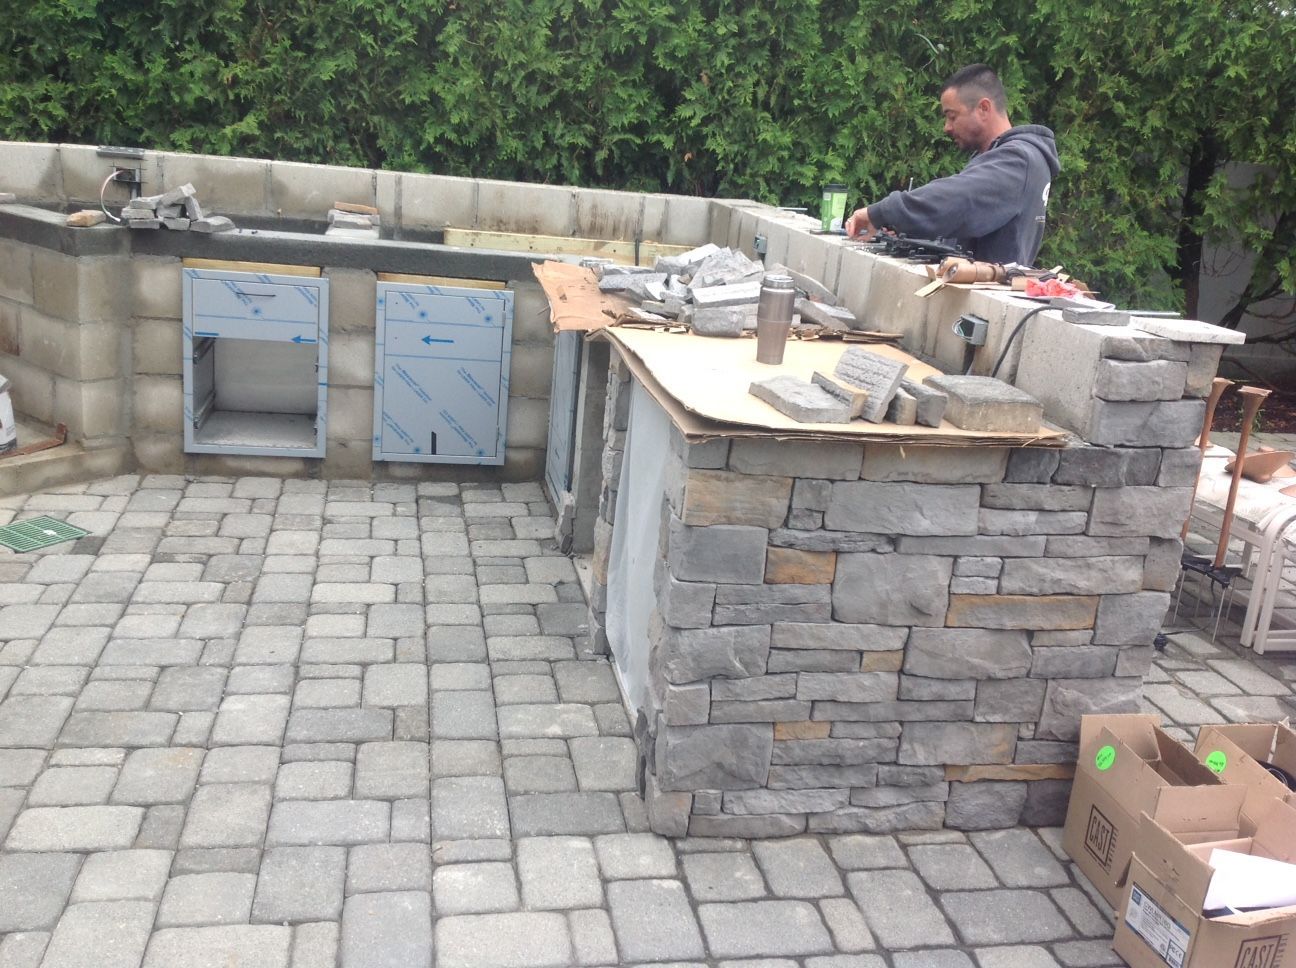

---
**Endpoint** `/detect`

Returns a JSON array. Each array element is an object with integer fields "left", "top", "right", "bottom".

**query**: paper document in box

[{"left": 1203, "top": 848, "right": 1296, "bottom": 913}]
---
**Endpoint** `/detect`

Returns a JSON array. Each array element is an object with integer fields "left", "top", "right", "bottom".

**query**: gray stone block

[
  {"left": 865, "top": 443, "right": 1005, "bottom": 484},
  {"left": 662, "top": 683, "right": 710, "bottom": 725},
  {"left": 999, "top": 556, "right": 1144, "bottom": 595},
  {"left": 981, "top": 483, "right": 1093, "bottom": 511},
  {"left": 825, "top": 481, "right": 979, "bottom": 535},
  {"left": 655, "top": 723, "right": 773, "bottom": 790},
  {"left": 1185, "top": 343, "right": 1225, "bottom": 395},
  {"left": 690, "top": 247, "right": 764, "bottom": 289},
  {"left": 724, "top": 788, "right": 849, "bottom": 815},
  {"left": 1021, "top": 778, "right": 1073, "bottom": 826},
  {"left": 944, "top": 782, "right": 1027, "bottom": 830},
  {"left": 812, "top": 372, "right": 869, "bottom": 419},
  {"left": 1089, "top": 486, "right": 1192, "bottom": 538},
  {"left": 1157, "top": 447, "right": 1202, "bottom": 486},
  {"left": 795, "top": 672, "right": 899, "bottom": 702},
  {"left": 191, "top": 216, "right": 235, "bottom": 234},
  {"left": 655, "top": 622, "right": 770, "bottom": 683},
  {"left": 1054, "top": 445, "right": 1156, "bottom": 486},
  {"left": 799, "top": 300, "right": 858, "bottom": 330},
  {"left": 978, "top": 509, "right": 1088, "bottom": 535},
  {"left": 973, "top": 678, "right": 1047, "bottom": 723},
  {"left": 810, "top": 801, "right": 945, "bottom": 833},
  {"left": 691, "top": 306, "right": 747, "bottom": 338},
  {"left": 1035, "top": 677, "right": 1142, "bottom": 741},
  {"left": 691, "top": 280, "right": 761, "bottom": 307},
  {"left": 1130, "top": 316, "right": 1246, "bottom": 344},
  {"left": 770, "top": 622, "right": 908, "bottom": 651},
  {"left": 896, "top": 534, "right": 1047, "bottom": 556},
  {"left": 728, "top": 438, "right": 863, "bottom": 480},
  {"left": 898, "top": 676, "right": 976, "bottom": 701},
  {"left": 1093, "top": 591, "right": 1170, "bottom": 646},
  {"left": 750, "top": 376, "right": 851, "bottom": 424},
  {"left": 885, "top": 386, "right": 918, "bottom": 425},
  {"left": 923, "top": 375, "right": 1042, "bottom": 433},
  {"left": 1005, "top": 448, "right": 1060, "bottom": 483},
  {"left": 1044, "top": 535, "right": 1149, "bottom": 557},
  {"left": 1143, "top": 537, "right": 1183, "bottom": 590},
  {"left": 1093, "top": 359, "right": 1187, "bottom": 401},
  {"left": 832, "top": 553, "right": 952, "bottom": 626},
  {"left": 1085, "top": 398, "right": 1205, "bottom": 448},
  {"left": 772, "top": 737, "right": 898, "bottom": 765},
  {"left": 898, "top": 722, "right": 1017, "bottom": 765},
  {"left": 900, "top": 378, "right": 947, "bottom": 427},
  {"left": 667, "top": 517, "right": 767, "bottom": 583},
  {"left": 1030, "top": 646, "right": 1118, "bottom": 678},
  {"left": 904, "top": 629, "right": 1031, "bottom": 679},
  {"left": 833, "top": 349, "right": 907, "bottom": 423},
  {"left": 769, "top": 529, "right": 894, "bottom": 552}
]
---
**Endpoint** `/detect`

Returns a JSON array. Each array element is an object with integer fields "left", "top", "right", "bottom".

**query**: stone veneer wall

[{"left": 587, "top": 306, "right": 1218, "bottom": 838}]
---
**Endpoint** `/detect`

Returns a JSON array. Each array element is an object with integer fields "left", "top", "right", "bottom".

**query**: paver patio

[{"left": 1, "top": 473, "right": 1294, "bottom": 968}]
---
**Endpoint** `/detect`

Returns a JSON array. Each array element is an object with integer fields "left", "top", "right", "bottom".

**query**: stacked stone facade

[{"left": 589, "top": 317, "right": 1219, "bottom": 837}]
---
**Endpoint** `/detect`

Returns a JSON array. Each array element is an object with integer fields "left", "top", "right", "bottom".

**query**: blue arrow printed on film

[{"left": 422, "top": 336, "right": 454, "bottom": 345}]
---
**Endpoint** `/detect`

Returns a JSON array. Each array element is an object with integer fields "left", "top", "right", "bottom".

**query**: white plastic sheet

[{"left": 605, "top": 380, "right": 669, "bottom": 720}]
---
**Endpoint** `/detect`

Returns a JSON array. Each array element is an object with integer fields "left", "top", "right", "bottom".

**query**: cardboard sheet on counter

[
  {"left": 532, "top": 261, "right": 631, "bottom": 332},
  {"left": 598, "top": 327, "right": 1066, "bottom": 447}
]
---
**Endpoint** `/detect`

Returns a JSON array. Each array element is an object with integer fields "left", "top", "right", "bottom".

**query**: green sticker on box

[
  {"left": 1095, "top": 744, "right": 1116, "bottom": 771},
  {"left": 1205, "top": 750, "right": 1227, "bottom": 774}
]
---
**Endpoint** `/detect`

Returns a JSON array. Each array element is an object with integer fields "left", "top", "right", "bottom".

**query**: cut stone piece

[
  {"left": 885, "top": 387, "right": 917, "bottom": 425},
  {"left": 833, "top": 349, "right": 907, "bottom": 423},
  {"left": 750, "top": 376, "right": 851, "bottom": 424},
  {"left": 691, "top": 281, "right": 762, "bottom": 308},
  {"left": 191, "top": 216, "right": 235, "bottom": 234},
  {"left": 1131, "top": 316, "right": 1246, "bottom": 344},
  {"left": 157, "top": 203, "right": 185, "bottom": 218},
  {"left": 161, "top": 217, "right": 191, "bottom": 230},
  {"left": 692, "top": 306, "right": 747, "bottom": 338},
  {"left": 689, "top": 248, "right": 764, "bottom": 290},
  {"left": 655, "top": 242, "right": 721, "bottom": 275},
  {"left": 900, "top": 379, "right": 947, "bottom": 427},
  {"left": 1062, "top": 307, "right": 1131, "bottom": 326},
  {"left": 799, "top": 300, "right": 858, "bottom": 331},
  {"left": 922, "top": 375, "right": 1042, "bottom": 433},
  {"left": 125, "top": 218, "right": 163, "bottom": 230},
  {"left": 183, "top": 196, "right": 205, "bottom": 220},
  {"left": 598, "top": 272, "right": 664, "bottom": 294},
  {"left": 811, "top": 372, "right": 868, "bottom": 419},
  {"left": 158, "top": 183, "right": 197, "bottom": 206},
  {"left": 66, "top": 210, "right": 106, "bottom": 227}
]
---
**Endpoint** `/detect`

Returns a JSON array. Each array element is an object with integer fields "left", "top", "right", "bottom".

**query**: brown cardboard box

[
  {"left": 1062, "top": 714, "right": 1223, "bottom": 907},
  {"left": 1114, "top": 797, "right": 1296, "bottom": 968},
  {"left": 1195, "top": 723, "right": 1296, "bottom": 807}
]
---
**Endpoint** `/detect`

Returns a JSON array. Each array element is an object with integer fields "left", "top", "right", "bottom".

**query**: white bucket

[{"left": 0, "top": 372, "right": 16, "bottom": 454}]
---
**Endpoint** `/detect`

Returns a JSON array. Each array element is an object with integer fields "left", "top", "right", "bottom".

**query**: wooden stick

[
  {"left": 1182, "top": 377, "right": 1234, "bottom": 541},
  {"left": 1214, "top": 386, "right": 1271, "bottom": 568}
]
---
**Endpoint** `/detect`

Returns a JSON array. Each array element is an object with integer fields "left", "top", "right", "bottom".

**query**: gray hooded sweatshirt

[{"left": 867, "top": 125, "right": 1060, "bottom": 266}]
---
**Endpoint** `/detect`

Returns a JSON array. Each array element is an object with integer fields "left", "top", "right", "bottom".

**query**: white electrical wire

[{"left": 99, "top": 170, "right": 125, "bottom": 223}]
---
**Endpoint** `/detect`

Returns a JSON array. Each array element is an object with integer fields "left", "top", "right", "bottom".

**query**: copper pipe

[
  {"left": 1214, "top": 386, "right": 1271, "bottom": 568},
  {"left": 1181, "top": 378, "right": 1234, "bottom": 541}
]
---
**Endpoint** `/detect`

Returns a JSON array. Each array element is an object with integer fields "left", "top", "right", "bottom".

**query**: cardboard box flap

[
  {"left": 1250, "top": 797, "right": 1296, "bottom": 864},
  {"left": 1137, "top": 809, "right": 1218, "bottom": 909},
  {"left": 1157, "top": 731, "right": 1224, "bottom": 786},
  {"left": 1079, "top": 713, "right": 1162, "bottom": 760},
  {"left": 1150, "top": 784, "right": 1250, "bottom": 838},
  {"left": 1196, "top": 726, "right": 1293, "bottom": 803}
]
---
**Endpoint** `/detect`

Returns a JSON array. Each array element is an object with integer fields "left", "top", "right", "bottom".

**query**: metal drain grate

[{"left": 0, "top": 516, "right": 89, "bottom": 553}]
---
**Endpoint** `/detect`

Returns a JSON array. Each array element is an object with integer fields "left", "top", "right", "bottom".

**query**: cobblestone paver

[{"left": 2, "top": 474, "right": 1295, "bottom": 967}]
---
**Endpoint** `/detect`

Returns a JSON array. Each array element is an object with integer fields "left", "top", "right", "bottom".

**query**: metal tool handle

[
  {"left": 1182, "top": 377, "right": 1234, "bottom": 541},
  {"left": 1214, "top": 386, "right": 1272, "bottom": 568}
]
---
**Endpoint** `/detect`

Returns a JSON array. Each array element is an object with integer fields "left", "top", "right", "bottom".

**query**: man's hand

[{"left": 845, "top": 206, "right": 876, "bottom": 240}]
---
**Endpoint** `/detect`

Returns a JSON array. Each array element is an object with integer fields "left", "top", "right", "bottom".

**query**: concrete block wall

[{"left": 0, "top": 234, "right": 131, "bottom": 451}]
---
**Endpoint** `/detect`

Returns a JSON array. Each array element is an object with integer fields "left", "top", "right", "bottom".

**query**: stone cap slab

[{"left": 1131, "top": 316, "right": 1246, "bottom": 345}]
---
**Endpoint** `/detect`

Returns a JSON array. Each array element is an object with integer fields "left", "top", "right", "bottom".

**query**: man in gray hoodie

[{"left": 845, "top": 64, "right": 1060, "bottom": 266}]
